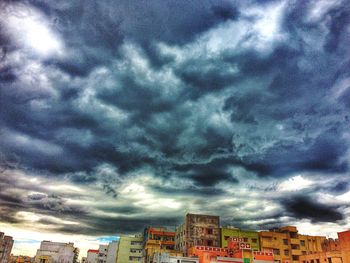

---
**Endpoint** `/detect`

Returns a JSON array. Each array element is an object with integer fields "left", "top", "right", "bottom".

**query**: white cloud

[
  {"left": 278, "top": 175, "right": 313, "bottom": 192},
  {"left": 1, "top": 4, "right": 63, "bottom": 57}
]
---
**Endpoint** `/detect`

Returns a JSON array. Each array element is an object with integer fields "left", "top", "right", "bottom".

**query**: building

[
  {"left": 85, "top": 241, "right": 118, "bottom": 263},
  {"left": 299, "top": 251, "right": 343, "bottom": 263},
  {"left": 220, "top": 227, "right": 260, "bottom": 251},
  {"left": 98, "top": 245, "right": 108, "bottom": 263},
  {"left": 299, "top": 230, "right": 350, "bottom": 263},
  {"left": 0, "top": 232, "right": 14, "bottom": 263},
  {"left": 34, "top": 241, "right": 79, "bottom": 263},
  {"left": 175, "top": 214, "right": 220, "bottom": 256},
  {"left": 106, "top": 241, "right": 118, "bottom": 263},
  {"left": 152, "top": 252, "right": 198, "bottom": 263},
  {"left": 188, "top": 238, "right": 274, "bottom": 263},
  {"left": 143, "top": 227, "right": 182, "bottom": 263},
  {"left": 87, "top": 250, "right": 99, "bottom": 263},
  {"left": 259, "top": 226, "right": 326, "bottom": 263},
  {"left": 338, "top": 230, "right": 350, "bottom": 263},
  {"left": 116, "top": 235, "right": 143, "bottom": 263},
  {"left": 9, "top": 255, "right": 33, "bottom": 263}
]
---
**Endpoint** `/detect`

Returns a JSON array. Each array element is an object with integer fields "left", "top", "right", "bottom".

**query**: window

[
  {"left": 207, "top": 228, "right": 213, "bottom": 235},
  {"left": 252, "top": 238, "right": 257, "bottom": 243},
  {"left": 301, "top": 240, "right": 305, "bottom": 246},
  {"left": 283, "top": 239, "right": 288, "bottom": 245},
  {"left": 243, "top": 238, "right": 248, "bottom": 242},
  {"left": 224, "top": 236, "right": 230, "bottom": 240},
  {"left": 273, "top": 249, "right": 280, "bottom": 255},
  {"left": 284, "top": 250, "right": 289, "bottom": 256},
  {"left": 316, "top": 260, "right": 320, "bottom": 263}
]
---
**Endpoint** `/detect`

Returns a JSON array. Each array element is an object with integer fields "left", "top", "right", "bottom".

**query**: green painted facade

[
  {"left": 220, "top": 227, "right": 260, "bottom": 250},
  {"left": 116, "top": 235, "right": 143, "bottom": 263}
]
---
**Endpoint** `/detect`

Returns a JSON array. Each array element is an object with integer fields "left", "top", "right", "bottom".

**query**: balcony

[
  {"left": 290, "top": 238, "right": 300, "bottom": 244},
  {"left": 291, "top": 249, "right": 302, "bottom": 255}
]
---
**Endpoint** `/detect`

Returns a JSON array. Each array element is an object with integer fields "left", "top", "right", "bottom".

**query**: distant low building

[
  {"left": 0, "top": 231, "right": 14, "bottom": 263},
  {"left": 9, "top": 255, "right": 33, "bottom": 263},
  {"left": 34, "top": 241, "right": 79, "bottom": 263}
]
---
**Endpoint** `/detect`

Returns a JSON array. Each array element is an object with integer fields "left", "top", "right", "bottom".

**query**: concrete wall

[{"left": 106, "top": 241, "right": 118, "bottom": 263}]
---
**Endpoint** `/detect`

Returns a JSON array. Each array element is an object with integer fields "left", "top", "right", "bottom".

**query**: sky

[{"left": 1, "top": 0, "right": 350, "bottom": 258}]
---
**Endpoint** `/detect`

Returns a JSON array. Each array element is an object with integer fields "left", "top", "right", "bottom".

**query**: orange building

[
  {"left": 259, "top": 226, "right": 326, "bottom": 263},
  {"left": 338, "top": 230, "right": 350, "bottom": 263},
  {"left": 298, "top": 230, "right": 350, "bottom": 263}
]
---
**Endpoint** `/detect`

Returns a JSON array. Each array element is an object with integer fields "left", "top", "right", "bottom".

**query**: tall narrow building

[
  {"left": 0, "top": 232, "right": 14, "bottom": 263},
  {"left": 175, "top": 213, "right": 220, "bottom": 256}
]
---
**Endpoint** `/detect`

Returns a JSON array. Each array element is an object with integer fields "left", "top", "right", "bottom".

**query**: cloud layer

[{"left": 1, "top": 0, "right": 350, "bottom": 256}]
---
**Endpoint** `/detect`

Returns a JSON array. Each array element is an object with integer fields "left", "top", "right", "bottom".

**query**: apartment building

[
  {"left": 299, "top": 230, "right": 350, "bottom": 263},
  {"left": 259, "top": 226, "right": 326, "bottom": 263},
  {"left": 34, "top": 241, "right": 79, "bottom": 263},
  {"left": 0, "top": 232, "right": 14, "bottom": 263},
  {"left": 175, "top": 214, "right": 220, "bottom": 256},
  {"left": 143, "top": 227, "right": 182, "bottom": 263},
  {"left": 116, "top": 235, "right": 143, "bottom": 263}
]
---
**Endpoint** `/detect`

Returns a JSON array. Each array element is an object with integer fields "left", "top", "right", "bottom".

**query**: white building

[
  {"left": 86, "top": 241, "right": 118, "bottom": 263},
  {"left": 97, "top": 245, "right": 108, "bottom": 263},
  {"left": 34, "top": 241, "right": 79, "bottom": 263},
  {"left": 105, "top": 241, "right": 118, "bottom": 263},
  {"left": 153, "top": 253, "right": 199, "bottom": 263},
  {"left": 87, "top": 250, "right": 98, "bottom": 263}
]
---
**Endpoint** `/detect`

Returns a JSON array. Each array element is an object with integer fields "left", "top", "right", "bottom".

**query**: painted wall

[
  {"left": 116, "top": 235, "right": 143, "bottom": 263},
  {"left": 220, "top": 228, "right": 260, "bottom": 250}
]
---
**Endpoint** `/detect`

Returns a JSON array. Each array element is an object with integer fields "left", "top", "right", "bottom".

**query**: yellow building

[
  {"left": 259, "top": 226, "right": 326, "bottom": 263},
  {"left": 299, "top": 251, "right": 343, "bottom": 263},
  {"left": 116, "top": 235, "right": 143, "bottom": 263},
  {"left": 220, "top": 226, "right": 260, "bottom": 250}
]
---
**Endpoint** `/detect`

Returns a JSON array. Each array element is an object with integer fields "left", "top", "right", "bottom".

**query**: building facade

[
  {"left": 220, "top": 227, "right": 260, "bottom": 251},
  {"left": 0, "top": 232, "right": 14, "bottom": 263},
  {"left": 175, "top": 214, "right": 220, "bottom": 256},
  {"left": 143, "top": 227, "right": 181, "bottom": 263},
  {"left": 34, "top": 241, "right": 79, "bottom": 263},
  {"left": 116, "top": 235, "right": 143, "bottom": 263},
  {"left": 259, "top": 226, "right": 326, "bottom": 263},
  {"left": 300, "top": 230, "right": 350, "bottom": 263},
  {"left": 9, "top": 255, "right": 33, "bottom": 263},
  {"left": 87, "top": 250, "right": 99, "bottom": 263},
  {"left": 105, "top": 241, "right": 118, "bottom": 263},
  {"left": 188, "top": 238, "right": 274, "bottom": 263},
  {"left": 152, "top": 252, "right": 198, "bottom": 263}
]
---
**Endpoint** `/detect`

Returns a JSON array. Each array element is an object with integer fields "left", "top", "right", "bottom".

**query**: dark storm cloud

[
  {"left": 283, "top": 195, "right": 345, "bottom": 223},
  {"left": 1, "top": 0, "right": 350, "bottom": 239}
]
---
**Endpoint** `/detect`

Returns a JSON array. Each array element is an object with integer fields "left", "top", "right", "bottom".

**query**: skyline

[{"left": 1, "top": 0, "right": 350, "bottom": 257}]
